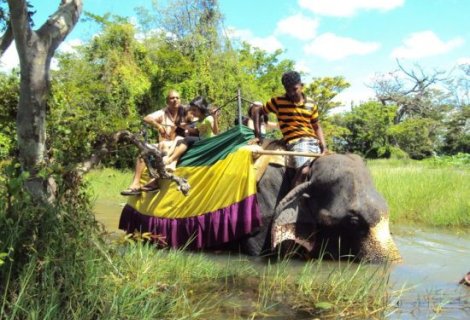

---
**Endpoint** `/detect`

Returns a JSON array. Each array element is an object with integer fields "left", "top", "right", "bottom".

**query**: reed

[{"left": 368, "top": 159, "right": 470, "bottom": 228}]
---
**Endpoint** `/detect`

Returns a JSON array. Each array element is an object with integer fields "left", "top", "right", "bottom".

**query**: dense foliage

[
  {"left": 0, "top": 4, "right": 468, "bottom": 164},
  {"left": 0, "top": 73, "right": 18, "bottom": 159}
]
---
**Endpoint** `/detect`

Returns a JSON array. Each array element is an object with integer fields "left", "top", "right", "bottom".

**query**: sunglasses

[{"left": 169, "top": 96, "right": 180, "bottom": 100}]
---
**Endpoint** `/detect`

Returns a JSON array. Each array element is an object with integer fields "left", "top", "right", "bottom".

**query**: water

[
  {"left": 93, "top": 199, "right": 125, "bottom": 233},
  {"left": 388, "top": 226, "right": 470, "bottom": 319},
  {"left": 94, "top": 200, "right": 470, "bottom": 319}
]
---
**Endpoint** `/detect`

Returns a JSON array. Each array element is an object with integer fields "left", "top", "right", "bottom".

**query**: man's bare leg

[
  {"left": 292, "top": 164, "right": 310, "bottom": 188},
  {"left": 164, "top": 143, "right": 188, "bottom": 172},
  {"left": 129, "top": 157, "right": 146, "bottom": 189}
]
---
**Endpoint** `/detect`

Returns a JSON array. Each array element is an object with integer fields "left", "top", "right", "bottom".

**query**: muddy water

[
  {"left": 94, "top": 200, "right": 470, "bottom": 319},
  {"left": 388, "top": 226, "right": 470, "bottom": 319},
  {"left": 93, "top": 199, "right": 126, "bottom": 233}
]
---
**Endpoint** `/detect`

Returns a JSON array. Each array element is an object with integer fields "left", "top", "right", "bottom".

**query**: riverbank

[{"left": 367, "top": 157, "right": 470, "bottom": 228}]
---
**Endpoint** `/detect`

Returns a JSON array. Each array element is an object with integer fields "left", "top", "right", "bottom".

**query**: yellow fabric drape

[{"left": 127, "top": 147, "right": 256, "bottom": 219}]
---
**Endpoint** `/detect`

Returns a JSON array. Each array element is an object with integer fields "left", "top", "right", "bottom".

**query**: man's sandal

[
  {"left": 120, "top": 187, "right": 142, "bottom": 196},
  {"left": 141, "top": 183, "right": 160, "bottom": 193}
]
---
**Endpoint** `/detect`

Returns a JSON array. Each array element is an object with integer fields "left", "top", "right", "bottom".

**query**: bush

[{"left": 388, "top": 118, "right": 438, "bottom": 159}]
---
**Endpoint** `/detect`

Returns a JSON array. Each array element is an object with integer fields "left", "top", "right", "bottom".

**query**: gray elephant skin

[{"left": 240, "top": 153, "right": 401, "bottom": 263}]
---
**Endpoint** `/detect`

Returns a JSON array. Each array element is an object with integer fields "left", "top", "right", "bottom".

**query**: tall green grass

[
  {"left": 368, "top": 159, "right": 470, "bottom": 228},
  {"left": 85, "top": 167, "right": 132, "bottom": 203}
]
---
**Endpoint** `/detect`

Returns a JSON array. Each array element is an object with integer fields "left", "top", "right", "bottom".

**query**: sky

[{"left": 2, "top": 0, "right": 469, "bottom": 107}]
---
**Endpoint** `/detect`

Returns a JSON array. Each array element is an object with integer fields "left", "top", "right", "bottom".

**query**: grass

[
  {"left": 4, "top": 157, "right": 469, "bottom": 319},
  {"left": 367, "top": 159, "right": 470, "bottom": 228},
  {"left": 1, "top": 232, "right": 397, "bottom": 319},
  {"left": 85, "top": 167, "right": 132, "bottom": 203}
]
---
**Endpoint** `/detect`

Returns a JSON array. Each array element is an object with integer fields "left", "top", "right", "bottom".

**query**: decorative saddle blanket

[{"left": 119, "top": 126, "right": 262, "bottom": 249}]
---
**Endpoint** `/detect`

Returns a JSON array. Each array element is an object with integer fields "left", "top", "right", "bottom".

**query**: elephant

[
  {"left": 240, "top": 152, "right": 401, "bottom": 263},
  {"left": 118, "top": 127, "right": 400, "bottom": 263}
]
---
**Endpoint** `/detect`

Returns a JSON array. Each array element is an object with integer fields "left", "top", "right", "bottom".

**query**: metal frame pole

[{"left": 237, "top": 88, "right": 242, "bottom": 126}]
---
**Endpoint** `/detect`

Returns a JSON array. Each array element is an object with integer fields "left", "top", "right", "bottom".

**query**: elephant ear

[{"left": 271, "top": 180, "right": 316, "bottom": 253}]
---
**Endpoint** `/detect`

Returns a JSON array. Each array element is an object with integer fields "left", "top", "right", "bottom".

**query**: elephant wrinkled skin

[{"left": 242, "top": 153, "right": 401, "bottom": 263}]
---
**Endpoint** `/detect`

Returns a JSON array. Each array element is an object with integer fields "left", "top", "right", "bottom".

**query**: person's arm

[
  {"left": 252, "top": 106, "right": 266, "bottom": 139},
  {"left": 211, "top": 110, "right": 219, "bottom": 134},
  {"left": 144, "top": 112, "right": 168, "bottom": 139},
  {"left": 312, "top": 121, "right": 328, "bottom": 155}
]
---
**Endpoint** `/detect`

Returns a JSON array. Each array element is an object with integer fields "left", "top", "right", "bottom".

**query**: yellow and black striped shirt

[{"left": 263, "top": 94, "right": 319, "bottom": 144}]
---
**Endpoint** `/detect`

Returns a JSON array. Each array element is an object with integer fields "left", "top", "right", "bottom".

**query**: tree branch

[
  {"left": 0, "top": 22, "right": 13, "bottom": 57},
  {"left": 37, "top": 0, "right": 82, "bottom": 52},
  {"left": 7, "top": 0, "right": 31, "bottom": 57}
]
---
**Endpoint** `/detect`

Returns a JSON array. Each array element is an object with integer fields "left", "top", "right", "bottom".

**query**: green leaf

[{"left": 315, "top": 301, "right": 334, "bottom": 310}]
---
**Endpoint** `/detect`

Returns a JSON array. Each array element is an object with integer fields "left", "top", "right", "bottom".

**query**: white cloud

[
  {"left": 298, "top": 0, "right": 404, "bottom": 17},
  {"left": 226, "top": 27, "right": 283, "bottom": 53},
  {"left": 0, "top": 39, "right": 84, "bottom": 72},
  {"left": 275, "top": 14, "right": 319, "bottom": 40},
  {"left": 333, "top": 74, "right": 375, "bottom": 112},
  {"left": 57, "top": 38, "right": 83, "bottom": 54},
  {"left": 294, "top": 60, "right": 312, "bottom": 74},
  {"left": 457, "top": 57, "right": 470, "bottom": 66},
  {"left": 304, "top": 33, "right": 380, "bottom": 60},
  {"left": 0, "top": 43, "right": 19, "bottom": 73},
  {"left": 391, "top": 31, "right": 464, "bottom": 59}
]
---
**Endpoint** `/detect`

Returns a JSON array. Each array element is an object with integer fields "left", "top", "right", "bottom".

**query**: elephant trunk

[{"left": 358, "top": 215, "right": 402, "bottom": 263}]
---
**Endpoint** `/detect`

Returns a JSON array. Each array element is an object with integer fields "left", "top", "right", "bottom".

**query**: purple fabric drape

[{"left": 119, "top": 195, "right": 261, "bottom": 249}]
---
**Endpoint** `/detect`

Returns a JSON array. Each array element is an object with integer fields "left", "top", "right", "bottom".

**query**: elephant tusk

[{"left": 366, "top": 216, "right": 402, "bottom": 263}]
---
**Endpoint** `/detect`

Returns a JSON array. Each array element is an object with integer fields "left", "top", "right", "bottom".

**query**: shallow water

[
  {"left": 93, "top": 198, "right": 125, "bottom": 232},
  {"left": 387, "top": 225, "right": 470, "bottom": 319},
  {"left": 94, "top": 200, "right": 470, "bottom": 319}
]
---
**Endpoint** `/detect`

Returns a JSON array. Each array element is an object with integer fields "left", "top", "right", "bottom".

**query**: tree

[
  {"left": 440, "top": 105, "right": 470, "bottom": 154},
  {"left": 0, "top": 0, "right": 13, "bottom": 55},
  {"left": 303, "top": 76, "right": 350, "bottom": 119},
  {"left": 370, "top": 61, "right": 447, "bottom": 124},
  {"left": 388, "top": 118, "right": 439, "bottom": 159},
  {"left": 445, "top": 63, "right": 470, "bottom": 108},
  {"left": 0, "top": 72, "right": 19, "bottom": 159},
  {"left": 4, "top": 0, "right": 82, "bottom": 199},
  {"left": 136, "top": 0, "right": 295, "bottom": 130},
  {"left": 334, "top": 101, "right": 396, "bottom": 158},
  {"left": 50, "top": 20, "right": 154, "bottom": 168}
]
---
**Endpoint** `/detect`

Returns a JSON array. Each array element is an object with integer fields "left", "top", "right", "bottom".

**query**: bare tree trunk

[
  {"left": 17, "top": 45, "right": 50, "bottom": 197},
  {"left": 8, "top": 0, "right": 82, "bottom": 200}
]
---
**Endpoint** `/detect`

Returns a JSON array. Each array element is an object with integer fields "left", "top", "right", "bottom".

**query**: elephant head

[{"left": 272, "top": 153, "right": 401, "bottom": 263}]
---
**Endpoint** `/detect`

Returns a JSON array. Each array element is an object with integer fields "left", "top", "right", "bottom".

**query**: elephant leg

[
  {"left": 240, "top": 219, "right": 272, "bottom": 256},
  {"left": 241, "top": 164, "right": 292, "bottom": 256}
]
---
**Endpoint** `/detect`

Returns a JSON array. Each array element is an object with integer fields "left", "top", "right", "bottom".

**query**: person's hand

[
  {"left": 320, "top": 144, "right": 329, "bottom": 156},
  {"left": 247, "top": 138, "right": 260, "bottom": 145},
  {"left": 157, "top": 124, "right": 170, "bottom": 140},
  {"left": 211, "top": 108, "right": 220, "bottom": 118},
  {"left": 178, "top": 122, "right": 188, "bottom": 130},
  {"left": 159, "top": 127, "right": 167, "bottom": 138}
]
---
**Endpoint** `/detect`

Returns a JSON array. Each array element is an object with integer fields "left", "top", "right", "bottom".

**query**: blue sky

[{"left": 2, "top": 0, "right": 469, "bottom": 106}]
